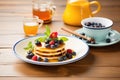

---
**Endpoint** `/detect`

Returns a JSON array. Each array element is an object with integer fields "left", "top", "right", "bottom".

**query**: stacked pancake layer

[{"left": 33, "top": 44, "right": 66, "bottom": 60}]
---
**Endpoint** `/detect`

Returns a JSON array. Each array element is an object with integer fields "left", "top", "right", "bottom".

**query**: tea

[
  {"left": 24, "top": 22, "right": 39, "bottom": 36},
  {"left": 33, "top": 9, "right": 52, "bottom": 23},
  {"left": 32, "top": 0, "right": 56, "bottom": 23}
]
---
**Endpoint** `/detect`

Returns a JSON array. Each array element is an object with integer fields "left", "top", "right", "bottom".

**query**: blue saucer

[{"left": 73, "top": 28, "right": 120, "bottom": 47}]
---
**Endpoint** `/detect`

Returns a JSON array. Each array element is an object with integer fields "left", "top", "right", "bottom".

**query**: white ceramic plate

[
  {"left": 74, "top": 28, "right": 120, "bottom": 47},
  {"left": 13, "top": 35, "right": 89, "bottom": 66}
]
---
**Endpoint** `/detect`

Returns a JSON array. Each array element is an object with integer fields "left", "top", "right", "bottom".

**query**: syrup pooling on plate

[{"left": 24, "top": 26, "right": 76, "bottom": 62}]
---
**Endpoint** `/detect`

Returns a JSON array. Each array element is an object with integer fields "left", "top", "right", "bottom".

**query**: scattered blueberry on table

[{"left": 106, "top": 38, "right": 111, "bottom": 43}]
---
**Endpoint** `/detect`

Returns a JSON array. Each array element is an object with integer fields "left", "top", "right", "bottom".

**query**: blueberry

[
  {"left": 26, "top": 53, "right": 34, "bottom": 59},
  {"left": 63, "top": 56, "right": 67, "bottom": 60},
  {"left": 55, "top": 43, "right": 59, "bottom": 47},
  {"left": 37, "top": 57, "right": 42, "bottom": 61},
  {"left": 58, "top": 39, "right": 63, "bottom": 44},
  {"left": 45, "top": 40, "right": 49, "bottom": 44},
  {"left": 58, "top": 57, "right": 64, "bottom": 61},
  {"left": 98, "top": 23, "right": 102, "bottom": 26},
  {"left": 35, "top": 40, "right": 41, "bottom": 46},
  {"left": 79, "top": 37, "right": 82, "bottom": 39},
  {"left": 74, "top": 35, "right": 79, "bottom": 38},
  {"left": 27, "top": 50, "right": 32, "bottom": 54},
  {"left": 66, "top": 53, "right": 72, "bottom": 59},
  {"left": 54, "top": 39, "right": 58, "bottom": 43},
  {"left": 45, "top": 38, "right": 51, "bottom": 44},
  {"left": 45, "top": 44, "right": 50, "bottom": 48},
  {"left": 91, "top": 41, "right": 96, "bottom": 44},
  {"left": 94, "top": 22, "right": 98, "bottom": 26},
  {"left": 106, "top": 38, "right": 111, "bottom": 43},
  {"left": 44, "top": 58, "right": 49, "bottom": 62},
  {"left": 81, "top": 33, "right": 85, "bottom": 36},
  {"left": 72, "top": 52, "right": 76, "bottom": 56},
  {"left": 108, "top": 32, "right": 112, "bottom": 36},
  {"left": 91, "top": 22, "right": 95, "bottom": 25},
  {"left": 86, "top": 40, "right": 91, "bottom": 43},
  {"left": 85, "top": 22, "right": 91, "bottom": 26},
  {"left": 50, "top": 45, "right": 56, "bottom": 48},
  {"left": 92, "top": 25, "right": 95, "bottom": 27}
]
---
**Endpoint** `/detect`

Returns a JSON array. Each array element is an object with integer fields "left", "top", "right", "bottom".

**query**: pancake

[{"left": 33, "top": 43, "right": 66, "bottom": 60}]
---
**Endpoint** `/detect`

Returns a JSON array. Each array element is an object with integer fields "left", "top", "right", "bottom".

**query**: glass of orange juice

[{"left": 23, "top": 16, "right": 43, "bottom": 36}]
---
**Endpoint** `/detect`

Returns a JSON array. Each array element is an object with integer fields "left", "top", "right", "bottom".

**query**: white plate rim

[{"left": 13, "top": 35, "right": 89, "bottom": 66}]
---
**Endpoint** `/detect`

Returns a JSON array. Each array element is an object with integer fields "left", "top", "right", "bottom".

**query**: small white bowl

[{"left": 81, "top": 17, "right": 113, "bottom": 42}]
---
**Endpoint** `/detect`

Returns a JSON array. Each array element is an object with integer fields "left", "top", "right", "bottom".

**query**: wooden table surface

[{"left": 0, "top": 0, "right": 120, "bottom": 80}]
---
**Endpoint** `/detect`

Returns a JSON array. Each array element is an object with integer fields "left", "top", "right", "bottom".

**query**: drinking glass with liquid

[
  {"left": 32, "top": 0, "right": 56, "bottom": 23},
  {"left": 23, "top": 16, "right": 43, "bottom": 36}
]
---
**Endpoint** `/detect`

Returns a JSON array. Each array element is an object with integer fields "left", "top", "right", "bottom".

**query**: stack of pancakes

[{"left": 33, "top": 43, "right": 66, "bottom": 61}]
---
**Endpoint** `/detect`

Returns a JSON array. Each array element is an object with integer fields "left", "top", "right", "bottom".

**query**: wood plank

[
  {"left": 0, "top": 77, "right": 120, "bottom": 80},
  {"left": 0, "top": 0, "right": 66, "bottom": 6},
  {"left": 0, "top": 48, "right": 120, "bottom": 67},
  {"left": 0, "top": 35, "right": 25, "bottom": 47},
  {"left": 0, "top": 0, "right": 120, "bottom": 79},
  {"left": 0, "top": 0, "right": 120, "bottom": 6},
  {"left": 0, "top": 64, "right": 120, "bottom": 77}
]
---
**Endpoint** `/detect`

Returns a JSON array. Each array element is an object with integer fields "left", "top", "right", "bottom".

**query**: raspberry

[
  {"left": 67, "top": 49, "right": 73, "bottom": 54},
  {"left": 49, "top": 40, "right": 55, "bottom": 45},
  {"left": 32, "top": 56, "right": 38, "bottom": 61},
  {"left": 50, "top": 32, "right": 58, "bottom": 38},
  {"left": 53, "top": 32, "right": 58, "bottom": 35}
]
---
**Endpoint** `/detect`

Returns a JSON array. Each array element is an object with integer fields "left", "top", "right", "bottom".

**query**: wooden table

[{"left": 0, "top": 0, "right": 120, "bottom": 80}]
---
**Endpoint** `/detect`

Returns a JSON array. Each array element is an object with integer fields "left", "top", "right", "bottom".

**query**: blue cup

[{"left": 81, "top": 17, "right": 113, "bottom": 42}]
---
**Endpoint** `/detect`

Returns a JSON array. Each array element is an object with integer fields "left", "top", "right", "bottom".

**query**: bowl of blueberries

[{"left": 81, "top": 17, "right": 113, "bottom": 43}]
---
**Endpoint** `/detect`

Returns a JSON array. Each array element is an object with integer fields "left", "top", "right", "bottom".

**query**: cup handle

[
  {"left": 90, "top": 1, "right": 101, "bottom": 15},
  {"left": 38, "top": 19, "right": 43, "bottom": 28},
  {"left": 50, "top": 5, "right": 56, "bottom": 15}
]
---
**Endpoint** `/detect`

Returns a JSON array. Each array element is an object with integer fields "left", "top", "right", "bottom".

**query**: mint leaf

[
  {"left": 59, "top": 37, "right": 68, "bottom": 41},
  {"left": 35, "top": 36, "right": 47, "bottom": 42},
  {"left": 35, "top": 25, "right": 50, "bottom": 43},
  {"left": 44, "top": 25, "right": 51, "bottom": 37},
  {"left": 24, "top": 41, "right": 34, "bottom": 50},
  {"left": 28, "top": 41, "right": 33, "bottom": 48},
  {"left": 24, "top": 47, "right": 30, "bottom": 50}
]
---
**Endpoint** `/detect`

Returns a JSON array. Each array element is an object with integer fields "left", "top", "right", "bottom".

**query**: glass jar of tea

[{"left": 32, "top": 0, "right": 56, "bottom": 23}]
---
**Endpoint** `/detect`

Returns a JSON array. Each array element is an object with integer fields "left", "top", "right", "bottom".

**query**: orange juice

[
  {"left": 63, "top": 0, "right": 101, "bottom": 26},
  {"left": 24, "top": 22, "right": 38, "bottom": 36},
  {"left": 63, "top": 1, "right": 91, "bottom": 26}
]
